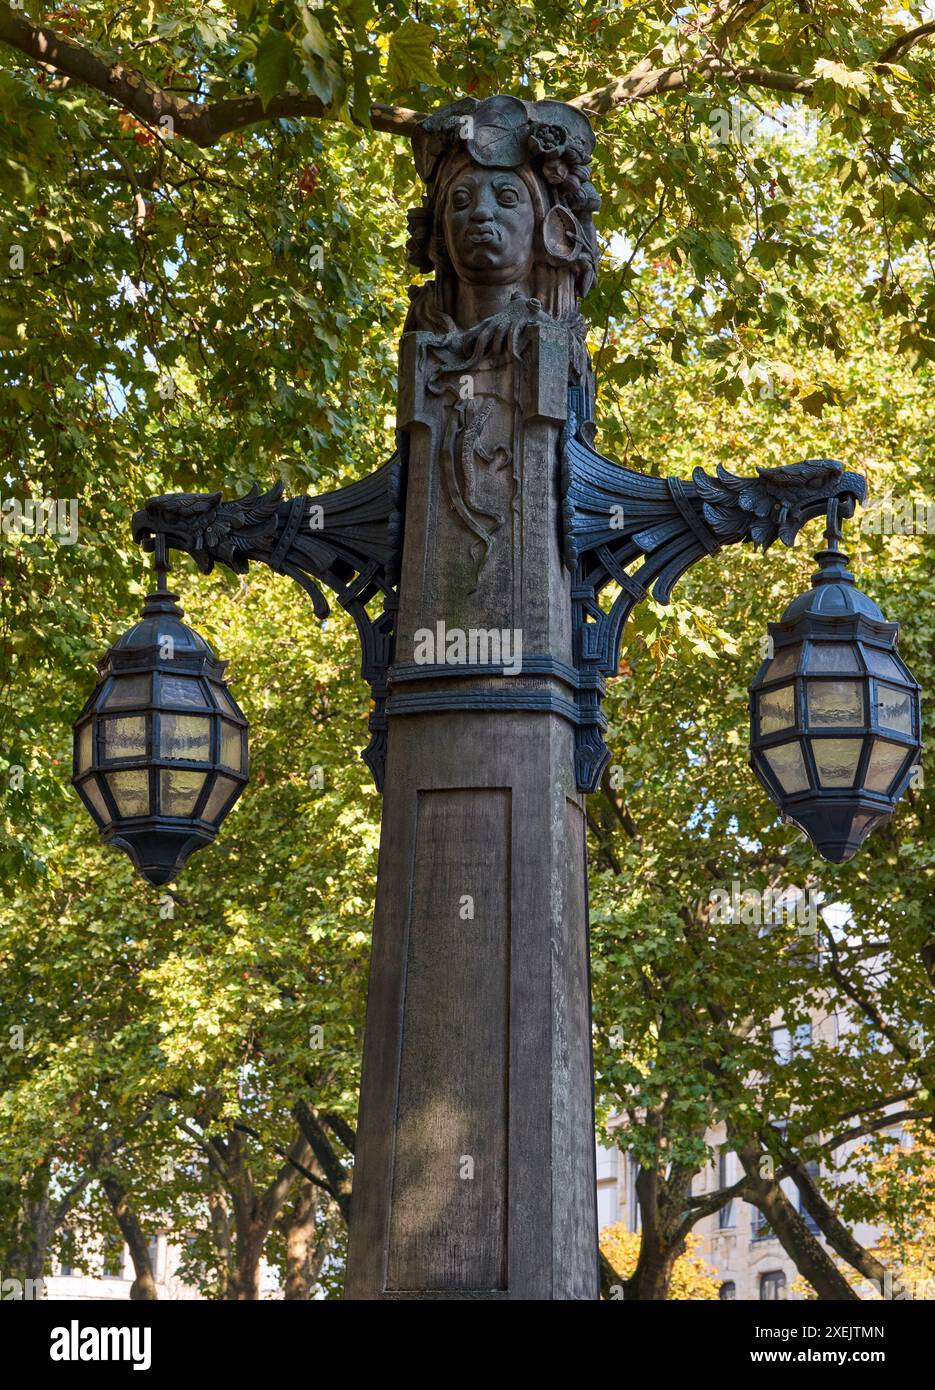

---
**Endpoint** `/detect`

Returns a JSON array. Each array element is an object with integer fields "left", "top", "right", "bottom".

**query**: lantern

[
  {"left": 72, "top": 544, "right": 248, "bottom": 885},
  {"left": 749, "top": 507, "right": 922, "bottom": 863}
]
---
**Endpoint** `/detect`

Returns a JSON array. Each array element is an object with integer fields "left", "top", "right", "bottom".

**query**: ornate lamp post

[{"left": 74, "top": 95, "right": 920, "bottom": 1299}]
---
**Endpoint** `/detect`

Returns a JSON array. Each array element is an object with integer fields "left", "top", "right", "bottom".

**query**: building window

[
  {"left": 147, "top": 1235, "right": 160, "bottom": 1280},
  {"left": 752, "top": 1206, "right": 772, "bottom": 1241},
  {"left": 102, "top": 1234, "right": 124, "bottom": 1278},
  {"left": 718, "top": 1148, "right": 735, "bottom": 1229},
  {"left": 760, "top": 1270, "right": 786, "bottom": 1300},
  {"left": 771, "top": 1026, "right": 793, "bottom": 1064},
  {"left": 719, "top": 1280, "right": 736, "bottom": 1300}
]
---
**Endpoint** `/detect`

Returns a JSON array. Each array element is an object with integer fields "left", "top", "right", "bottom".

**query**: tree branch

[
  {"left": 878, "top": 21, "right": 935, "bottom": 65},
  {"left": 0, "top": 7, "right": 424, "bottom": 146}
]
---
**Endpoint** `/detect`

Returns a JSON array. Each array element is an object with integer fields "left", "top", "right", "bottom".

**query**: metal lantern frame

[
  {"left": 72, "top": 539, "right": 248, "bottom": 885},
  {"left": 749, "top": 502, "right": 922, "bottom": 863}
]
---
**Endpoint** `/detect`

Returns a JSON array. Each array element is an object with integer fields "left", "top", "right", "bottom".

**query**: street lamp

[
  {"left": 749, "top": 500, "right": 922, "bottom": 863},
  {"left": 67, "top": 94, "right": 926, "bottom": 1299},
  {"left": 72, "top": 537, "right": 248, "bottom": 885}
]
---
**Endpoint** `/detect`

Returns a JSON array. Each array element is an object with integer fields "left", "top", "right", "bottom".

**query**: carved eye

[
  {"left": 497, "top": 186, "right": 520, "bottom": 207},
  {"left": 452, "top": 187, "right": 472, "bottom": 210}
]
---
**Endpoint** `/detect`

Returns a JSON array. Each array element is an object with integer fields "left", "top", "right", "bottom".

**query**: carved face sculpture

[{"left": 443, "top": 167, "right": 536, "bottom": 286}]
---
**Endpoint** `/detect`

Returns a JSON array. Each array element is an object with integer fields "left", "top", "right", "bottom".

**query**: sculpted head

[{"left": 407, "top": 95, "right": 600, "bottom": 327}]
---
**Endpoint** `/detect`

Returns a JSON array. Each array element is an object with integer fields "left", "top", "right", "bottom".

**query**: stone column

[{"left": 345, "top": 95, "right": 602, "bottom": 1300}]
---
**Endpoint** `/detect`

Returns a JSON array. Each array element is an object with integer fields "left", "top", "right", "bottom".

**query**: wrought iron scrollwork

[
  {"left": 561, "top": 385, "right": 867, "bottom": 792},
  {"left": 131, "top": 454, "right": 405, "bottom": 789}
]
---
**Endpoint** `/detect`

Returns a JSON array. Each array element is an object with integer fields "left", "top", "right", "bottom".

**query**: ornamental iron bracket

[
  {"left": 131, "top": 451, "right": 405, "bottom": 790},
  {"left": 560, "top": 384, "right": 868, "bottom": 792}
]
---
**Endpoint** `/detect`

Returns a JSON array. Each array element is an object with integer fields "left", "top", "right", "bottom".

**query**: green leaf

[
  {"left": 254, "top": 28, "right": 294, "bottom": 110},
  {"left": 386, "top": 20, "right": 439, "bottom": 90}
]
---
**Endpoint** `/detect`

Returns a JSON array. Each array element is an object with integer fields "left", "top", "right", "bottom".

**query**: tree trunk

[
  {"left": 282, "top": 1183, "right": 326, "bottom": 1300},
  {"left": 737, "top": 1144, "right": 859, "bottom": 1300},
  {"left": 23, "top": 1174, "right": 52, "bottom": 1286},
  {"left": 622, "top": 1159, "right": 693, "bottom": 1300},
  {"left": 229, "top": 1226, "right": 264, "bottom": 1300},
  {"left": 102, "top": 1176, "right": 157, "bottom": 1300},
  {"left": 208, "top": 1189, "right": 234, "bottom": 1299},
  {"left": 222, "top": 1128, "right": 313, "bottom": 1299}
]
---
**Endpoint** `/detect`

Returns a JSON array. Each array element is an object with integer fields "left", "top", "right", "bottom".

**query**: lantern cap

[
  {"left": 109, "top": 592, "right": 215, "bottom": 659},
  {"left": 779, "top": 546, "right": 884, "bottom": 624}
]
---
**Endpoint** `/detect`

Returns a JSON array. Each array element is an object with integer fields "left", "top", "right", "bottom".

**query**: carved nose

[{"left": 469, "top": 205, "right": 494, "bottom": 223}]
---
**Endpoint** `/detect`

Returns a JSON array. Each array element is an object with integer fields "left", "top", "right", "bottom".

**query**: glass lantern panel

[
  {"left": 806, "top": 680, "right": 863, "bottom": 727},
  {"left": 811, "top": 737, "right": 863, "bottom": 787},
  {"left": 160, "top": 713, "right": 211, "bottom": 762},
  {"left": 219, "top": 720, "right": 244, "bottom": 772},
  {"left": 77, "top": 721, "right": 93, "bottom": 773},
  {"left": 202, "top": 773, "right": 240, "bottom": 824},
  {"left": 865, "top": 739, "right": 909, "bottom": 794},
  {"left": 758, "top": 684, "right": 795, "bottom": 736},
  {"left": 157, "top": 674, "right": 209, "bottom": 708},
  {"left": 763, "top": 742, "right": 810, "bottom": 795},
  {"left": 102, "top": 715, "right": 148, "bottom": 762},
  {"left": 106, "top": 769, "right": 150, "bottom": 818},
  {"left": 160, "top": 768, "right": 207, "bottom": 817},
  {"left": 764, "top": 646, "right": 800, "bottom": 681},
  {"left": 806, "top": 643, "right": 860, "bottom": 674},
  {"left": 210, "top": 683, "right": 242, "bottom": 718},
  {"left": 80, "top": 775, "right": 111, "bottom": 826},
  {"left": 873, "top": 682, "right": 914, "bottom": 736},
  {"left": 862, "top": 647, "right": 903, "bottom": 681},
  {"left": 103, "top": 674, "right": 151, "bottom": 708}
]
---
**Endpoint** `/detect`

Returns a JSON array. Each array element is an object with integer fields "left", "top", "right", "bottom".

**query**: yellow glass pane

[
  {"left": 210, "top": 683, "right": 242, "bottom": 718},
  {"left": 811, "top": 738, "right": 862, "bottom": 788},
  {"left": 80, "top": 776, "right": 111, "bottom": 826},
  {"left": 874, "top": 683, "right": 913, "bottom": 735},
  {"left": 77, "top": 721, "right": 93, "bottom": 773},
  {"left": 759, "top": 684, "right": 795, "bottom": 736},
  {"left": 160, "top": 768, "right": 206, "bottom": 816},
  {"left": 202, "top": 773, "right": 240, "bottom": 824},
  {"left": 806, "top": 680, "right": 863, "bottom": 727},
  {"left": 102, "top": 715, "right": 147, "bottom": 762},
  {"left": 763, "top": 742, "right": 809, "bottom": 795},
  {"left": 765, "top": 646, "right": 799, "bottom": 681},
  {"left": 220, "top": 721, "right": 243, "bottom": 772},
  {"left": 106, "top": 769, "right": 150, "bottom": 818},
  {"left": 866, "top": 740, "right": 908, "bottom": 794},
  {"left": 160, "top": 714, "right": 211, "bottom": 762}
]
